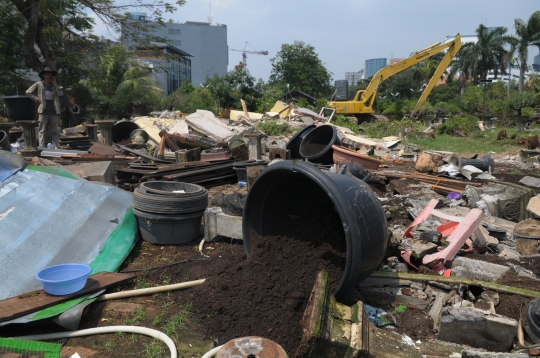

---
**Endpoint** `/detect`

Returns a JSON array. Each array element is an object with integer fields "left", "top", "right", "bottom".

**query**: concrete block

[
  {"left": 64, "top": 161, "right": 115, "bottom": 185},
  {"left": 451, "top": 257, "right": 510, "bottom": 283},
  {"left": 438, "top": 307, "right": 518, "bottom": 352},
  {"left": 203, "top": 207, "right": 243, "bottom": 243}
]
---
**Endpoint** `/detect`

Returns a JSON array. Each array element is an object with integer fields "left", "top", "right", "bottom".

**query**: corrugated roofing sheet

[{"left": 0, "top": 168, "right": 133, "bottom": 300}]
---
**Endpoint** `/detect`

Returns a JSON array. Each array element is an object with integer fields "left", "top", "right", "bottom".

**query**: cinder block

[
  {"left": 204, "top": 207, "right": 243, "bottom": 242},
  {"left": 438, "top": 307, "right": 517, "bottom": 352}
]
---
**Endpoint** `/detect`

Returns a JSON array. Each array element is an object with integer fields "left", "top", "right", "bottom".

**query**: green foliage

[
  {"left": 113, "top": 65, "right": 163, "bottom": 113},
  {"left": 362, "top": 117, "right": 425, "bottom": 138},
  {"left": 163, "top": 88, "right": 215, "bottom": 114},
  {"left": 255, "top": 119, "right": 295, "bottom": 136},
  {"left": 204, "top": 65, "right": 264, "bottom": 111},
  {"left": 0, "top": 0, "right": 28, "bottom": 95},
  {"left": 506, "top": 91, "right": 539, "bottom": 116},
  {"left": 269, "top": 41, "right": 333, "bottom": 97},
  {"left": 332, "top": 115, "right": 361, "bottom": 134},
  {"left": 436, "top": 114, "right": 479, "bottom": 135},
  {"left": 460, "top": 85, "right": 483, "bottom": 114},
  {"left": 254, "top": 84, "right": 283, "bottom": 113}
]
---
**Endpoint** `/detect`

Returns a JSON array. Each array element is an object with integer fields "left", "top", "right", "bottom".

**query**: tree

[
  {"left": 510, "top": 11, "right": 540, "bottom": 92},
  {"left": 114, "top": 64, "right": 163, "bottom": 114},
  {"left": 269, "top": 41, "right": 333, "bottom": 98},
  {"left": 204, "top": 64, "right": 264, "bottom": 111},
  {"left": 447, "top": 43, "right": 475, "bottom": 95},
  {"left": 9, "top": 0, "right": 185, "bottom": 126},
  {"left": 0, "top": 0, "right": 29, "bottom": 95},
  {"left": 75, "top": 45, "right": 132, "bottom": 114},
  {"left": 461, "top": 25, "right": 513, "bottom": 82}
]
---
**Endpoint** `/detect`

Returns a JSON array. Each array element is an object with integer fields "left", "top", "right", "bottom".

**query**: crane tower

[{"left": 230, "top": 42, "right": 268, "bottom": 67}]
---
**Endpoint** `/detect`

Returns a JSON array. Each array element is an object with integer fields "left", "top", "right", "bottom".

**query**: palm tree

[
  {"left": 447, "top": 43, "right": 475, "bottom": 95},
  {"left": 469, "top": 24, "right": 514, "bottom": 81},
  {"left": 509, "top": 11, "right": 540, "bottom": 92}
]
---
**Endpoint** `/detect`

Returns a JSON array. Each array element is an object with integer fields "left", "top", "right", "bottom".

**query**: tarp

[{"left": 0, "top": 166, "right": 136, "bottom": 301}]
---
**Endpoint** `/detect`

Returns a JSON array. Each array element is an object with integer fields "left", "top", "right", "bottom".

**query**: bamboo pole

[{"left": 370, "top": 271, "right": 540, "bottom": 299}]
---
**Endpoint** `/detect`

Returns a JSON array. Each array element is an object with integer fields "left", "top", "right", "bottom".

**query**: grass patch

[
  {"left": 405, "top": 127, "right": 526, "bottom": 154},
  {"left": 166, "top": 303, "right": 192, "bottom": 337},
  {"left": 331, "top": 115, "right": 361, "bottom": 134},
  {"left": 255, "top": 119, "right": 296, "bottom": 136},
  {"left": 125, "top": 307, "right": 147, "bottom": 326},
  {"left": 143, "top": 341, "right": 165, "bottom": 358}
]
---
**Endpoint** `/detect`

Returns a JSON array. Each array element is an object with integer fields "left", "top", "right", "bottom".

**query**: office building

[
  {"left": 122, "top": 15, "right": 228, "bottom": 89},
  {"left": 365, "top": 58, "right": 387, "bottom": 79}
]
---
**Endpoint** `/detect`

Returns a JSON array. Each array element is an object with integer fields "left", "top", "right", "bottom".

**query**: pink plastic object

[{"left": 401, "top": 198, "right": 487, "bottom": 265}]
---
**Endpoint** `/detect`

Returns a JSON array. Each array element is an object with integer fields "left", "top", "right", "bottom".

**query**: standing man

[{"left": 26, "top": 67, "right": 63, "bottom": 148}]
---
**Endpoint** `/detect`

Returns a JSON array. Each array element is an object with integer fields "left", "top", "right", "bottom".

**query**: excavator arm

[{"left": 329, "top": 34, "right": 461, "bottom": 120}]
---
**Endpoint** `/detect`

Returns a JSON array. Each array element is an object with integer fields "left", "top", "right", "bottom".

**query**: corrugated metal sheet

[{"left": 0, "top": 168, "right": 133, "bottom": 300}]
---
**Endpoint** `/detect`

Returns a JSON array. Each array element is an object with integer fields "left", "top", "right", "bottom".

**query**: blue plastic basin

[{"left": 36, "top": 263, "right": 92, "bottom": 296}]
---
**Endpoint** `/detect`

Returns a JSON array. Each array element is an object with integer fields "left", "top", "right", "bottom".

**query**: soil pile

[{"left": 161, "top": 207, "right": 347, "bottom": 356}]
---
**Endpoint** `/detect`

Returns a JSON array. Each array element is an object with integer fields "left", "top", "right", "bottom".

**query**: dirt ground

[{"left": 1, "top": 154, "right": 540, "bottom": 357}]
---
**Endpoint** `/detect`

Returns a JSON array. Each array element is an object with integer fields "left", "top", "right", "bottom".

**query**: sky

[{"left": 94, "top": 0, "right": 540, "bottom": 83}]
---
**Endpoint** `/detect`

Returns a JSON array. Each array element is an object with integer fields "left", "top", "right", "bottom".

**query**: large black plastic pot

[
  {"left": 2, "top": 95, "right": 38, "bottom": 122},
  {"left": 286, "top": 125, "right": 316, "bottom": 159},
  {"left": 242, "top": 160, "right": 387, "bottom": 304},
  {"left": 0, "top": 131, "right": 11, "bottom": 151},
  {"left": 112, "top": 119, "right": 140, "bottom": 143},
  {"left": 132, "top": 207, "right": 205, "bottom": 244},
  {"left": 299, "top": 125, "right": 342, "bottom": 165}
]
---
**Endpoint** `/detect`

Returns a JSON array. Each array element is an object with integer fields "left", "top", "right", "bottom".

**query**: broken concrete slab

[
  {"left": 203, "top": 207, "right": 243, "bottom": 243},
  {"left": 480, "top": 290, "right": 500, "bottom": 306},
  {"left": 185, "top": 110, "right": 235, "bottom": 143},
  {"left": 461, "top": 349, "right": 528, "bottom": 357},
  {"left": 514, "top": 218, "right": 540, "bottom": 255},
  {"left": 519, "top": 175, "right": 540, "bottom": 188},
  {"left": 63, "top": 161, "right": 115, "bottom": 185},
  {"left": 399, "top": 238, "right": 438, "bottom": 259},
  {"left": 438, "top": 306, "right": 518, "bottom": 352},
  {"left": 450, "top": 257, "right": 510, "bottom": 283}
]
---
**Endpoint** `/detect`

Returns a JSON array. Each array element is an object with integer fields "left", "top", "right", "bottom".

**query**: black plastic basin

[{"left": 242, "top": 160, "right": 387, "bottom": 304}]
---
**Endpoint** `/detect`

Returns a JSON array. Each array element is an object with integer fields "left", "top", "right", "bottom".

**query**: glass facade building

[{"left": 365, "top": 58, "right": 387, "bottom": 79}]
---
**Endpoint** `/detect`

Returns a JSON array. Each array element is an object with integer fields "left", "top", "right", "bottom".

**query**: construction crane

[{"left": 230, "top": 42, "right": 268, "bottom": 67}]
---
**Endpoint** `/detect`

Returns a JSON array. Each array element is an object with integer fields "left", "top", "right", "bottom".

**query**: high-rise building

[
  {"left": 365, "top": 58, "right": 387, "bottom": 79},
  {"left": 533, "top": 50, "right": 540, "bottom": 72},
  {"left": 389, "top": 58, "right": 405, "bottom": 65},
  {"left": 345, "top": 70, "right": 363, "bottom": 87},
  {"left": 122, "top": 17, "right": 228, "bottom": 89}
]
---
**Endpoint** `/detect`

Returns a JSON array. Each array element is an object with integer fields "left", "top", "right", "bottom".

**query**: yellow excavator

[{"left": 328, "top": 34, "right": 462, "bottom": 121}]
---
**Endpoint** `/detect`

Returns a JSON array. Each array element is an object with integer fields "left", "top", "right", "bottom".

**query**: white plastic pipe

[
  {"left": 94, "top": 279, "right": 206, "bottom": 301},
  {"left": 15, "top": 325, "right": 177, "bottom": 358},
  {"left": 202, "top": 345, "right": 223, "bottom": 358}
]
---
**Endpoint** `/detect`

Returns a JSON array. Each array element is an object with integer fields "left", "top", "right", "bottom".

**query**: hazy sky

[{"left": 95, "top": 0, "right": 540, "bottom": 83}]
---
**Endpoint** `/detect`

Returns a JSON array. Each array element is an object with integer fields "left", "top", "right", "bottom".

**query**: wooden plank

[{"left": 0, "top": 272, "right": 135, "bottom": 323}]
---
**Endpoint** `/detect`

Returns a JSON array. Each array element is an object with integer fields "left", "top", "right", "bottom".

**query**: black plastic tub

[
  {"left": 133, "top": 181, "right": 208, "bottom": 214},
  {"left": 299, "top": 125, "right": 342, "bottom": 165},
  {"left": 242, "top": 160, "right": 387, "bottom": 304},
  {"left": 2, "top": 95, "right": 38, "bottom": 122},
  {"left": 132, "top": 207, "right": 205, "bottom": 244},
  {"left": 112, "top": 119, "right": 140, "bottom": 143},
  {"left": 286, "top": 124, "right": 316, "bottom": 159},
  {"left": 0, "top": 131, "right": 10, "bottom": 151}
]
